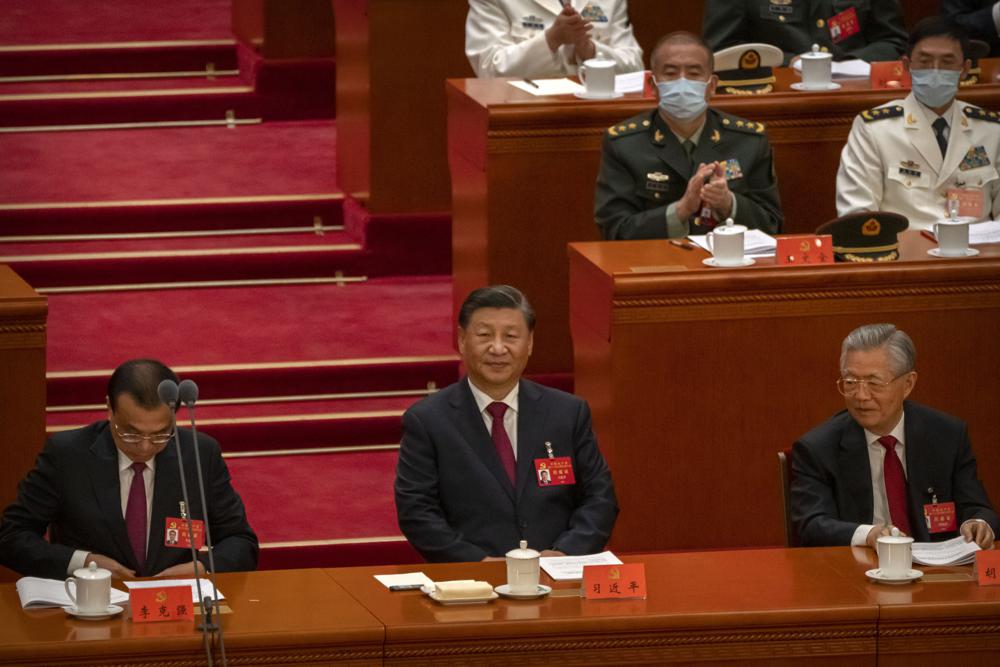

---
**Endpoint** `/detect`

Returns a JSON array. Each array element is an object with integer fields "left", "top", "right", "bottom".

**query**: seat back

[{"left": 777, "top": 448, "right": 797, "bottom": 547}]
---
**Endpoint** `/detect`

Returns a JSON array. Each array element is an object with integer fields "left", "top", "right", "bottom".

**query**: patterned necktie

[
  {"left": 932, "top": 117, "right": 948, "bottom": 157},
  {"left": 878, "top": 435, "right": 911, "bottom": 535},
  {"left": 125, "top": 462, "right": 148, "bottom": 572},
  {"left": 486, "top": 402, "right": 516, "bottom": 485}
]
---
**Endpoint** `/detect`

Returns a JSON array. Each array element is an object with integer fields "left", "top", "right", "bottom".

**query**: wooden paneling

[
  {"left": 569, "top": 234, "right": 1000, "bottom": 553},
  {"left": 233, "top": 0, "right": 334, "bottom": 58},
  {"left": 448, "top": 65, "right": 1000, "bottom": 374}
]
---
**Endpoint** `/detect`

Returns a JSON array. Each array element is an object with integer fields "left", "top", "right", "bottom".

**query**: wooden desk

[
  {"left": 568, "top": 231, "right": 1000, "bottom": 552},
  {"left": 327, "top": 548, "right": 879, "bottom": 666},
  {"left": 0, "top": 569, "right": 383, "bottom": 666},
  {"left": 448, "top": 64, "right": 1000, "bottom": 374}
]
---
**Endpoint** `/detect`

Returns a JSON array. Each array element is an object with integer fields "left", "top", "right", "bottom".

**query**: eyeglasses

[
  {"left": 113, "top": 421, "right": 175, "bottom": 445},
  {"left": 836, "top": 374, "right": 907, "bottom": 397}
]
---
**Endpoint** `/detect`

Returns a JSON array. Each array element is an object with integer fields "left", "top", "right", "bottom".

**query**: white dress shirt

[
  {"left": 468, "top": 378, "right": 519, "bottom": 460},
  {"left": 67, "top": 450, "right": 155, "bottom": 574}
]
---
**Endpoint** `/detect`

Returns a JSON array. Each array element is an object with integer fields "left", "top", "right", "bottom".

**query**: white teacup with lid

[
  {"left": 933, "top": 202, "right": 977, "bottom": 257},
  {"left": 876, "top": 527, "right": 915, "bottom": 578},
  {"left": 506, "top": 540, "right": 541, "bottom": 595},
  {"left": 579, "top": 58, "right": 616, "bottom": 97},
  {"left": 706, "top": 218, "right": 748, "bottom": 266},
  {"left": 65, "top": 561, "right": 112, "bottom": 613},
  {"left": 800, "top": 44, "right": 833, "bottom": 89}
]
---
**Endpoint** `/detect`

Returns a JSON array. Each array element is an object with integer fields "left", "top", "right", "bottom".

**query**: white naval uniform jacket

[
  {"left": 836, "top": 92, "right": 1000, "bottom": 231},
  {"left": 465, "top": 0, "right": 643, "bottom": 79}
]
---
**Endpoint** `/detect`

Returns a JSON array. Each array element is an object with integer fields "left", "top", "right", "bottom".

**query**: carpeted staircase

[{"left": 1, "top": 2, "right": 453, "bottom": 569}]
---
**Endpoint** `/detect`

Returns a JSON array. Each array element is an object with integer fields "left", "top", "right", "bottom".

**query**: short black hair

[
  {"left": 650, "top": 31, "right": 715, "bottom": 72},
  {"left": 458, "top": 285, "right": 536, "bottom": 331},
  {"left": 907, "top": 16, "right": 970, "bottom": 60},
  {"left": 107, "top": 359, "right": 178, "bottom": 411}
]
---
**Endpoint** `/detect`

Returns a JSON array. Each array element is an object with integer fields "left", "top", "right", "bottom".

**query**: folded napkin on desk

[{"left": 434, "top": 580, "right": 494, "bottom": 599}]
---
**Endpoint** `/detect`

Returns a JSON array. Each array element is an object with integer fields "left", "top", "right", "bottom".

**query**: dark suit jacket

[
  {"left": 394, "top": 379, "right": 619, "bottom": 562},
  {"left": 791, "top": 401, "right": 999, "bottom": 546},
  {"left": 703, "top": 0, "right": 907, "bottom": 65},
  {"left": 594, "top": 108, "right": 783, "bottom": 240},
  {"left": 943, "top": 0, "right": 1000, "bottom": 56},
  {"left": 0, "top": 421, "right": 258, "bottom": 579}
]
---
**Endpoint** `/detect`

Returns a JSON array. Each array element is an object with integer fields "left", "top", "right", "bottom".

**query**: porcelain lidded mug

[
  {"left": 707, "top": 218, "right": 748, "bottom": 266},
  {"left": 65, "top": 561, "right": 112, "bottom": 613},
  {"left": 579, "top": 58, "right": 616, "bottom": 97},
  {"left": 506, "top": 540, "right": 541, "bottom": 595},
  {"left": 876, "top": 534, "right": 914, "bottom": 578},
  {"left": 800, "top": 43, "right": 833, "bottom": 88}
]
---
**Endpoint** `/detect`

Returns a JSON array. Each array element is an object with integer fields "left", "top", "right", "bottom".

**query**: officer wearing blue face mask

[
  {"left": 836, "top": 17, "right": 1000, "bottom": 230},
  {"left": 594, "top": 31, "right": 783, "bottom": 240}
]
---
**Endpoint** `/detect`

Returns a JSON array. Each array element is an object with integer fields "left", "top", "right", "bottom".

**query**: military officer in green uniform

[
  {"left": 594, "top": 31, "right": 783, "bottom": 240},
  {"left": 703, "top": 0, "right": 907, "bottom": 65}
]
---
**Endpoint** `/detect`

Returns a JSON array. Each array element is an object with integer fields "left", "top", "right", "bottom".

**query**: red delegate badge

[
  {"left": 776, "top": 235, "right": 834, "bottom": 265},
  {"left": 828, "top": 7, "right": 860, "bottom": 44},
  {"left": 130, "top": 585, "right": 193, "bottom": 623},
  {"left": 946, "top": 189, "right": 985, "bottom": 218},
  {"left": 534, "top": 457, "right": 575, "bottom": 486},
  {"left": 923, "top": 502, "right": 957, "bottom": 533},
  {"left": 165, "top": 517, "right": 205, "bottom": 549},
  {"left": 584, "top": 563, "right": 647, "bottom": 600}
]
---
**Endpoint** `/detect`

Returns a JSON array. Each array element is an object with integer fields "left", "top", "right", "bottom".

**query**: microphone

[
  {"left": 157, "top": 379, "right": 179, "bottom": 411},
  {"left": 176, "top": 379, "right": 228, "bottom": 666}
]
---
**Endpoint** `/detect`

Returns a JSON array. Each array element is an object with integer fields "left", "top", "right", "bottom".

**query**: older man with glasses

[
  {"left": 0, "top": 359, "right": 257, "bottom": 579},
  {"left": 791, "top": 323, "right": 998, "bottom": 549}
]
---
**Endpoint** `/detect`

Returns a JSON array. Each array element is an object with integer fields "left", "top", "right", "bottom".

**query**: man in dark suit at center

[
  {"left": 791, "top": 323, "right": 997, "bottom": 549},
  {"left": 0, "top": 359, "right": 258, "bottom": 579},
  {"left": 395, "top": 285, "right": 618, "bottom": 562}
]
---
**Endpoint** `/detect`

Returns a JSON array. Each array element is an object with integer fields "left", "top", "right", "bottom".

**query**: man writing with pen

[
  {"left": 594, "top": 31, "right": 783, "bottom": 240},
  {"left": 465, "top": 0, "right": 643, "bottom": 79}
]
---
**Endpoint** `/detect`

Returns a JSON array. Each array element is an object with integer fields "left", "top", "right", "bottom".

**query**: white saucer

[
  {"left": 573, "top": 91, "right": 624, "bottom": 100},
  {"left": 420, "top": 585, "right": 498, "bottom": 605},
  {"left": 791, "top": 82, "right": 842, "bottom": 91},
  {"left": 495, "top": 584, "right": 553, "bottom": 600},
  {"left": 865, "top": 568, "right": 923, "bottom": 585},
  {"left": 702, "top": 257, "right": 755, "bottom": 268},
  {"left": 64, "top": 604, "right": 124, "bottom": 620},
  {"left": 928, "top": 247, "right": 979, "bottom": 257}
]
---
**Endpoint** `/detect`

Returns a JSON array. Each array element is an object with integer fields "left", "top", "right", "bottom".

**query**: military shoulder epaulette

[
  {"left": 717, "top": 114, "right": 765, "bottom": 135},
  {"left": 607, "top": 117, "right": 651, "bottom": 138},
  {"left": 963, "top": 106, "right": 1000, "bottom": 123},
  {"left": 860, "top": 105, "right": 903, "bottom": 122}
]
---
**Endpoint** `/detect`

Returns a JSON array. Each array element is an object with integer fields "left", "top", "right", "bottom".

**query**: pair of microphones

[{"left": 157, "top": 378, "right": 227, "bottom": 667}]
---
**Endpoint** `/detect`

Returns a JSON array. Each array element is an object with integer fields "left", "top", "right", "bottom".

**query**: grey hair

[{"left": 840, "top": 324, "right": 916, "bottom": 376}]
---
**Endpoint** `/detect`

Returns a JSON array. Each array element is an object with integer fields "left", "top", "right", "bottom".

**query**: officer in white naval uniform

[
  {"left": 466, "top": 0, "right": 643, "bottom": 79},
  {"left": 836, "top": 18, "right": 1000, "bottom": 231}
]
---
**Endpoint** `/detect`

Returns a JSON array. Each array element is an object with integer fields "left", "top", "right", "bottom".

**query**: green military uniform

[
  {"left": 703, "top": 0, "right": 907, "bottom": 65},
  {"left": 594, "top": 108, "right": 783, "bottom": 240}
]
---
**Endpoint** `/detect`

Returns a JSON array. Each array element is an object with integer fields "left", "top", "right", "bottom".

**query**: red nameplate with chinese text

[
  {"left": 584, "top": 563, "right": 647, "bottom": 600},
  {"left": 130, "top": 585, "right": 193, "bottom": 623},
  {"left": 776, "top": 235, "right": 834, "bottom": 265}
]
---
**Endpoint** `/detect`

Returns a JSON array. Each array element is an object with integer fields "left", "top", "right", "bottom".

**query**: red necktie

[
  {"left": 125, "top": 462, "right": 148, "bottom": 572},
  {"left": 878, "top": 435, "right": 911, "bottom": 535},
  {"left": 486, "top": 402, "right": 516, "bottom": 485}
]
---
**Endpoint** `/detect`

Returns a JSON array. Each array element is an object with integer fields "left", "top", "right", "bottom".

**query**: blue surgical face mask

[
  {"left": 909, "top": 68, "right": 961, "bottom": 109},
  {"left": 655, "top": 77, "right": 709, "bottom": 121}
]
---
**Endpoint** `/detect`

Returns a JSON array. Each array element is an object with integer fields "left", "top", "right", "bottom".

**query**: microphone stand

[
  {"left": 161, "top": 381, "right": 214, "bottom": 667},
  {"left": 180, "top": 381, "right": 228, "bottom": 667}
]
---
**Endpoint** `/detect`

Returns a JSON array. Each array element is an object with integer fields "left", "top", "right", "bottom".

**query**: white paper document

[
  {"left": 16, "top": 577, "right": 130, "bottom": 609},
  {"left": 540, "top": 551, "right": 622, "bottom": 581},
  {"left": 689, "top": 230, "right": 777, "bottom": 257},
  {"left": 967, "top": 220, "right": 1000, "bottom": 245},
  {"left": 615, "top": 70, "right": 646, "bottom": 93},
  {"left": 123, "top": 578, "right": 225, "bottom": 603},
  {"left": 793, "top": 58, "right": 871, "bottom": 79},
  {"left": 508, "top": 77, "right": 585, "bottom": 96},
  {"left": 911, "top": 535, "right": 981, "bottom": 566},
  {"left": 373, "top": 572, "right": 434, "bottom": 589}
]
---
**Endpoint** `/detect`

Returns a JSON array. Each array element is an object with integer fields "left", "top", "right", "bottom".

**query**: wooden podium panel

[
  {"left": 328, "top": 548, "right": 878, "bottom": 666},
  {"left": 568, "top": 232, "right": 1000, "bottom": 552},
  {"left": 0, "top": 569, "right": 383, "bottom": 666},
  {"left": 0, "top": 266, "right": 46, "bottom": 528},
  {"left": 333, "top": 0, "right": 470, "bottom": 214},
  {"left": 448, "top": 65, "right": 1000, "bottom": 374}
]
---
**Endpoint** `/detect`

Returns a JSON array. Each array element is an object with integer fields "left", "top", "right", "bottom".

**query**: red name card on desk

[
  {"left": 584, "top": 563, "right": 647, "bottom": 599},
  {"left": 977, "top": 550, "right": 1000, "bottom": 586},
  {"left": 776, "top": 235, "right": 834, "bottom": 265},
  {"left": 870, "top": 61, "right": 911, "bottom": 90},
  {"left": 130, "top": 585, "right": 193, "bottom": 623}
]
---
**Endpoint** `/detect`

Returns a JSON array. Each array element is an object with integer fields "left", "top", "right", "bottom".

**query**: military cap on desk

[
  {"left": 961, "top": 40, "right": 990, "bottom": 87},
  {"left": 815, "top": 212, "right": 909, "bottom": 263},
  {"left": 714, "top": 43, "right": 783, "bottom": 95}
]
